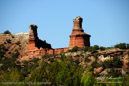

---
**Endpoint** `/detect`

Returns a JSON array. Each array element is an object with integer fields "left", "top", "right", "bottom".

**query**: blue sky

[{"left": 0, "top": 0, "right": 129, "bottom": 48}]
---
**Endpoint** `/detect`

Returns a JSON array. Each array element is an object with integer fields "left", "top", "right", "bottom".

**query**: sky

[{"left": 0, "top": 0, "right": 129, "bottom": 48}]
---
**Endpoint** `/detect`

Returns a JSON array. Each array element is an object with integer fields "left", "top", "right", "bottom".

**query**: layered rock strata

[
  {"left": 69, "top": 16, "right": 91, "bottom": 49},
  {"left": 28, "top": 16, "right": 91, "bottom": 56},
  {"left": 28, "top": 24, "right": 51, "bottom": 51}
]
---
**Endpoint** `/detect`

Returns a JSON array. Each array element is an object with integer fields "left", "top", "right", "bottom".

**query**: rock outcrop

[
  {"left": 0, "top": 33, "right": 29, "bottom": 57},
  {"left": 69, "top": 16, "right": 91, "bottom": 49},
  {"left": 27, "top": 16, "right": 91, "bottom": 56},
  {"left": 28, "top": 24, "right": 51, "bottom": 51}
]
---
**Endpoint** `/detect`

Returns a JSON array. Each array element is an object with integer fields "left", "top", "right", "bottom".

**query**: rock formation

[
  {"left": 27, "top": 16, "right": 91, "bottom": 56},
  {"left": 28, "top": 24, "right": 51, "bottom": 51},
  {"left": 69, "top": 16, "right": 91, "bottom": 49}
]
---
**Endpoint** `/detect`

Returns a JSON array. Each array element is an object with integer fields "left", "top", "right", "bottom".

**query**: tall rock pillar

[
  {"left": 28, "top": 24, "right": 39, "bottom": 50},
  {"left": 69, "top": 16, "right": 91, "bottom": 49}
]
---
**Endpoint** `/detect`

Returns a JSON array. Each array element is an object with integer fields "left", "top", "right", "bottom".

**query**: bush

[
  {"left": 94, "top": 53, "right": 98, "bottom": 60},
  {"left": 107, "top": 69, "right": 122, "bottom": 77},
  {"left": 3, "top": 30, "right": 11, "bottom": 34},
  {"left": 6, "top": 39, "right": 11, "bottom": 44},
  {"left": 93, "top": 45, "right": 99, "bottom": 50},
  {"left": 0, "top": 44, "right": 6, "bottom": 58},
  {"left": 16, "top": 41, "right": 21, "bottom": 45},
  {"left": 81, "top": 66, "right": 96, "bottom": 86},
  {"left": 112, "top": 57, "right": 123, "bottom": 68},
  {"left": 101, "top": 60, "right": 113, "bottom": 68},
  {"left": 84, "top": 46, "right": 98, "bottom": 53},
  {"left": 67, "top": 46, "right": 81, "bottom": 52},
  {"left": 99, "top": 46, "right": 105, "bottom": 50},
  {"left": 11, "top": 51, "right": 20, "bottom": 59},
  {"left": 0, "top": 68, "right": 24, "bottom": 82},
  {"left": 0, "top": 57, "right": 16, "bottom": 71},
  {"left": 123, "top": 73, "right": 129, "bottom": 86},
  {"left": 101, "top": 57, "right": 122, "bottom": 68},
  {"left": 114, "top": 43, "right": 127, "bottom": 49},
  {"left": 71, "top": 46, "right": 80, "bottom": 52},
  {"left": 91, "top": 61, "right": 100, "bottom": 68},
  {"left": 42, "top": 54, "right": 53, "bottom": 58},
  {"left": 83, "top": 46, "right": 89, "bottom": 51}
]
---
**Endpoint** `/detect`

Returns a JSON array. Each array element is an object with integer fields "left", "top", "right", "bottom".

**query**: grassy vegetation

[{"left": 0, "top": 54, "right": 129, "bottom": 86}]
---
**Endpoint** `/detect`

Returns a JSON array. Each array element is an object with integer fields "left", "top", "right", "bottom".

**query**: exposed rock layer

[
  {"left": 27, "top": 16, "right": 91, "bottom": 56},
  {"left": 69, "top": 16, "right": 90, "bottom": 49}
]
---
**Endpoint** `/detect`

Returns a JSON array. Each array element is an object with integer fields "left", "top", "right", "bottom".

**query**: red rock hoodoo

[
  {"left": 27, "top": 16, "right": 91, "bottom": 55},
  {"left": 69, "top": 16, "right": 91, "bottom": 49},
  {"left": 28, "top": 24, "right": 38, "bottom": 51},
  {"left": 28, "top": 24, "right": 51, "bottom": 51}
]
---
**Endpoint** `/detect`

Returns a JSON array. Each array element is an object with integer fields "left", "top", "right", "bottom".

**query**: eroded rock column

[
  {"left": 28, "top": 24, "right": 39, "bottom": 51},
  {"left": 69, "top": 16, "right": 91, "bottom": 49}
]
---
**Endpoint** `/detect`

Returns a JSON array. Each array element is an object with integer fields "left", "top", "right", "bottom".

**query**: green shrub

[
  {"left": 81, "top": 66, "right": 96, "bottom": 86},
  {"left": 42, "top": 54, "right": 53, "bottom": 58},
  {"left": 123, "top": 73, "right": 129, "bottom": 86},
  {"left": 0, "top": 68, "right": 24, "bottom": 82},
  {"left": 91, "top": 61, "right": 100, "bottom": 68},
  {"left": 8, "top": 52, "right": 11, "bottom": 54},
  {"left": 31, "top": 58, "right": 40, "bottom": 63},
  {"left": 67, "top": 46, "right": 81, "bottom": 52},
  {"left": 83, "top": 46, "right": 89, "bottom": 51},
  {"left": 93, "top": 45, "right": 99, "bottom": 50},
  {"left": 84, "top": 46, "right": 98, "bottom": 53},
  {"left": 0, "top": 44, "right": 6, "bottom": 58},
  {"left": 99, "top": 46, "right": 105, "bottom": 50},
  {"left": 11, "top": 35, "right": 15, "bottom": 38},
  {"left": 94, "top": 53, "right": 98, "bottom": 60},
  {"left": 112, "top": 57, "right": 123, "bottom": 68},
  {"left": 3, "top": 30, "right": 11, "bottom": 34},
  {"left": 0, "top": 57, "right": 16, "bottom": 71},
  {"left": 4, "top": 42, "right": 7, "bottom": 44},
  {"left": 11, "top": 51, "right": 20, "bottom": 59},
  {"left": 6, "top": 39, "right": 11, "bottom": 44},
  {"left": 16, "top": 41, "right": 21, "bottom": 45},
  {"left": 101, "top": 57, "right": 122, "bottom": 68},
  {"left": 85, "top": 56, "right": 90, "bottom": 62},
  {"left": 114, "top": 43, "right": 126, "bottom": 49},
  {"left": 91, "top": 48, "right": 98, "bottom": 53},
  {"left": 101, "top": 60, "right": 113, "bottom": 68},
  {"left": 71, "top": 46, "right": 80, "bottom": 52}
]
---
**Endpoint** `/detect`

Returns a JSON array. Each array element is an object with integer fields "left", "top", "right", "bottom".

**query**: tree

[
  {"left": 99, "top": 46, "right": 105, "bottom": 50},
  {"left": 0, "top": 68, "right": 24, "bottom": 82},
  {"left": 26, "top": 61, "right": 49, "bottom": 82},
  {"left": 114, "top": 43, "right": 126, "bottom": 49},
  {"left": 56, "top": 58, "right": 83, "bottom": 86},
  {"left": 67, "top": 46, "right": 81, "bottom": 52},
  {"left": 93, "top": 45, "right": 99, "bottom": 50},
  {"left": 3, "top": 30, "right": 11, "bottom": 34},
  {"left": 123, "top": 73, "right": 129, "bottom": 86},
  {"left": 81, "top": 66, "right": 96, "bottom": 86},
  {"left": 6, "top": 39, "right": 11, "bottom": 44},
  {"left": 112, "top": 57, "right": 123, "bottom": 68}
]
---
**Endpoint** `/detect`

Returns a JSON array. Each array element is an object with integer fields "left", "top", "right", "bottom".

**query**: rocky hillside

[
  {"left": 0, "top": 33, "right": 129, "bottom": 86},
  {"left": 0, "top": 33, "right": 129, "bottom": 77},
  {"left": 0, "top": 33, "right": 29, "bottom": 57}
]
